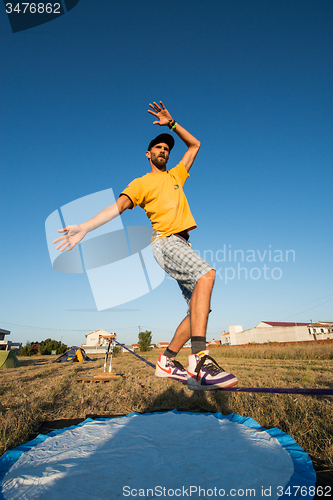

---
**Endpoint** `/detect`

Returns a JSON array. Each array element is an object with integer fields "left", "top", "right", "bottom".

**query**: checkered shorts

[{"left": 152, "top": 234, "right": 214, "bottom": 306}]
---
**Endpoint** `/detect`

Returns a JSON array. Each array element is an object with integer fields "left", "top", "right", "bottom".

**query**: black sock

[
  {"left": 163, "top": 347, "right": 178, "bottom": 358},
  {"left": 191, "top": 336, "right": 207, "bottom": 354}
]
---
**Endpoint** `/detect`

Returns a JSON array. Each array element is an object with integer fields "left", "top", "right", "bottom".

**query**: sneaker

[
  {"left": 155, "top": 354, "right": 187, "bottom": 382},
  {"left": 187, "top": 350, "right": 238, "bottom": 390}
]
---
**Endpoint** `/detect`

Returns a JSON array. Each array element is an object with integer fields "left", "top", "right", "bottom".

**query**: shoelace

[
  {"left": 169, "top": 359, "right": 186, "bottom": 371},
  {"left": 194, "top": 355, "right": 225, "bottom": 377}
]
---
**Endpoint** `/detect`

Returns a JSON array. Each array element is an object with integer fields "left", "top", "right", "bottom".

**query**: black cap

[{"left": 148, "top": 133, "right": 175, "bottom": 152}]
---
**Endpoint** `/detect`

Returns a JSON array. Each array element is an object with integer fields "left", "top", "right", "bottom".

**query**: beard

[{"left": 151, "top": 155, "right": 168, "bottom": 170}]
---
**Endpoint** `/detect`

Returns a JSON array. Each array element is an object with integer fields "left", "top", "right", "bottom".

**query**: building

[
  {"left": 308, "top": 322, "right": 333, "bottom": 339},
  {"left": 221, "top": 321, "right": 333, "bottom": 345},
  {"left": 117, "top": 344, "right": 135, "bottom": 353},
  {"left": 82, "top": 329, "right": 116, "bottom": 354},
  {"left": 157, "top": 340, "right": 220, "bottom": 350},
  {"left": 156, "top": 342, "right": 170, "bottom": 349},
  {"left": 207, "top": 339, "right": 221, "bottom": 346},
  {"left": 0, "top": 328, "right": 22, "bottom": 351}
]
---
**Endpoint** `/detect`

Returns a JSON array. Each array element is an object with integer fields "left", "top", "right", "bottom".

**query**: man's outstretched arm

[
  {"left": 148, "top": 101, "right": 200, "bottom": 172},
  {"left": 53, "top": 195, "right": 133, "bottom": 252}
]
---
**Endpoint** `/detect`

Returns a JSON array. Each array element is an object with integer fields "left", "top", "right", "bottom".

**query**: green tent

[{"left": 0, "top": 350, "right": 21, "bottom": 369}]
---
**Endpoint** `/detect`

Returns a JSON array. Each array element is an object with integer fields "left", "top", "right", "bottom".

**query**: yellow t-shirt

[{"left": 120, "top": 161, "right": 196, "bottom": 241}]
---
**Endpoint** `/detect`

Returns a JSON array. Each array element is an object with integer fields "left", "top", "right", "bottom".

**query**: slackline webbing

[
  {"left": 113, "top": 339, "right": 155, "bottom": 369},
  {"left": 112, "top": 339, "right": 333, "bottom": 395}
]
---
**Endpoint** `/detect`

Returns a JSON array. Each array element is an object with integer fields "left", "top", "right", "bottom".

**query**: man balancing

[{"left": 53, "top": 101, "right": 238, "bottom": 391}]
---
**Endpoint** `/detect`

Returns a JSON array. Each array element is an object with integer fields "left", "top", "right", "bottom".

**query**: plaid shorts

[{"left": 152, "top": 234, "right": 214, "bottom": 306}]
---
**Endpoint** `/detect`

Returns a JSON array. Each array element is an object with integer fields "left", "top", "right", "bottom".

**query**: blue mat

[{"left": 0, "top": 410, "right": 316, "bottom": 499}]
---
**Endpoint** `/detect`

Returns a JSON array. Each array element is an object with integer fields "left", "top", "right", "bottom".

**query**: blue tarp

[{"left": 0, "top": 410, "right": 316, "bottom": 499}]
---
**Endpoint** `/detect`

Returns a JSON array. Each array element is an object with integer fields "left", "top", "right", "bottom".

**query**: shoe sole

[{"left": 187, "top": 376, "right": 238, "bottom": 391}]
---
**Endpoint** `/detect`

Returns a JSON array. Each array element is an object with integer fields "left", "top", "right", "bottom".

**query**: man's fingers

[
  {"left": 152, "top": 101, "right": 161, "bottom": 109},
  {"left": 53, "top": 226, "right": 76, "bottom": 251},
  {"left": 147, "top": 109, "right": 157, "bottom": 116},
  {"left": 53, "top": 235, "right": 67, "bottom": 244},
  {"left": 54, "top": 239, "right": 71, "bottom": 251},
  {"left": 53, "top": 230, "right": 68, "bottom": 244},
  {"left": 61, "top": 243, "right": 71, "bottom": 252},
  {"left": 150, "top": 102, "right": 162, "bottom": 112},
  {"left": 149, "top": 101, "right": 166, "bottom": 113},
  {"left": 55, "top": 241, "right": 66, "bottom": 251}
]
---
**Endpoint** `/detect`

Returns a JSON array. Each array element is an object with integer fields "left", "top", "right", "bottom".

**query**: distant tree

[
  {"left": 20, "top": 339, "right": 68, "bottom": 356},
  {"left": 39, "top": 338, "right": 68, "bottom": 355},
  {"left": 112, "top": 346, "right": 121, "bottom": 357},
  {"left": 138, "top": 330, "right": 152, "bottom": 352},
  {"left": 20, "top": 345, "right": 31, "bottom": 356},
  {"left": 20, "top": 341, "right": 40, "bottom": 356}
]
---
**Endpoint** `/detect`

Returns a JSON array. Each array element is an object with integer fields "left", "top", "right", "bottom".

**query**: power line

[
  {"left": 272, "top": 293, "right": 333, "bottom": 319},
  {"left": 0, "top": 321, "right": 90, "bottom": 332},
  {"left": 0, "top": 321, "right": 142, "bottom": 334},
  {"left": 2, "top": 292, "right": 332, "bottom": 336},
  {"left": 281, "top": 297, "right": 333, "bottom": 321}
]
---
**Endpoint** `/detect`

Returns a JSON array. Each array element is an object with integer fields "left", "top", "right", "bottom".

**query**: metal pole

[
  {"left": 103, "top": 341, "right": 111, "bottom": 373},
  {"left": 109, "top": 339, "right": 114, "bottom": 373}
]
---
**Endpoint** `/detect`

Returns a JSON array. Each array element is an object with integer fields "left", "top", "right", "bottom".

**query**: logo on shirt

[
  {"left": 174, "top": 184, "right": 179, "bottom": 190},
  {"left": 45, "top": 188, "right": 165, "bottom": 310}
]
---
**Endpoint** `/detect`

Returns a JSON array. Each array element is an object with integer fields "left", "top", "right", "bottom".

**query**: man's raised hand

[
  {"left": 148, "top": 101, "right": 173, "bottom": 126},
  {"left": 53, "top": 225, "right": 87, "bottom": 252}
]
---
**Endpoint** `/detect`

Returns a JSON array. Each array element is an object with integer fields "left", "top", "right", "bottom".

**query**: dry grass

[
  {"left": 219, "top": 341, "right": 333, "bottom": 360},
  {"left": 1, "top": 343, "right": 332, "bottom": 486}
]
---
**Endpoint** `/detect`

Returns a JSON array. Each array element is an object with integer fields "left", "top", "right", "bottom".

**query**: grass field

[{"left": 1, "top": 342, "right": 332, "bottom": 490}]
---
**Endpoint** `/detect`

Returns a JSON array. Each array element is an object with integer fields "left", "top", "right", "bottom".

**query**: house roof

[
  {"left": 85, "top": 329, "right": 116, "bottom": 338},
  {"left": 260, "top": 321, "right": 310, "bottom": 327}
]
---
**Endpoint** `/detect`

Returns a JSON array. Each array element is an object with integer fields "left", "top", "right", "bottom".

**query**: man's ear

[{"left": 145, "top": 150, "right": 151, "bottom": 159}]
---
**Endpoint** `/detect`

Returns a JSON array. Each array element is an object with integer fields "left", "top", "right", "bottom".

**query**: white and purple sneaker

[
  {"left": 155, "top": 354, "right": 187, "bottom": 382},
  {"left": 187, "top": 350, "right": 238, "bottom": 390}
]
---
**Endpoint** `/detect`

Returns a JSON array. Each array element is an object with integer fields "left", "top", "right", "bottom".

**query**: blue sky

[{"left": 1, "top": 0, "right": 333, "bottom": 347}]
